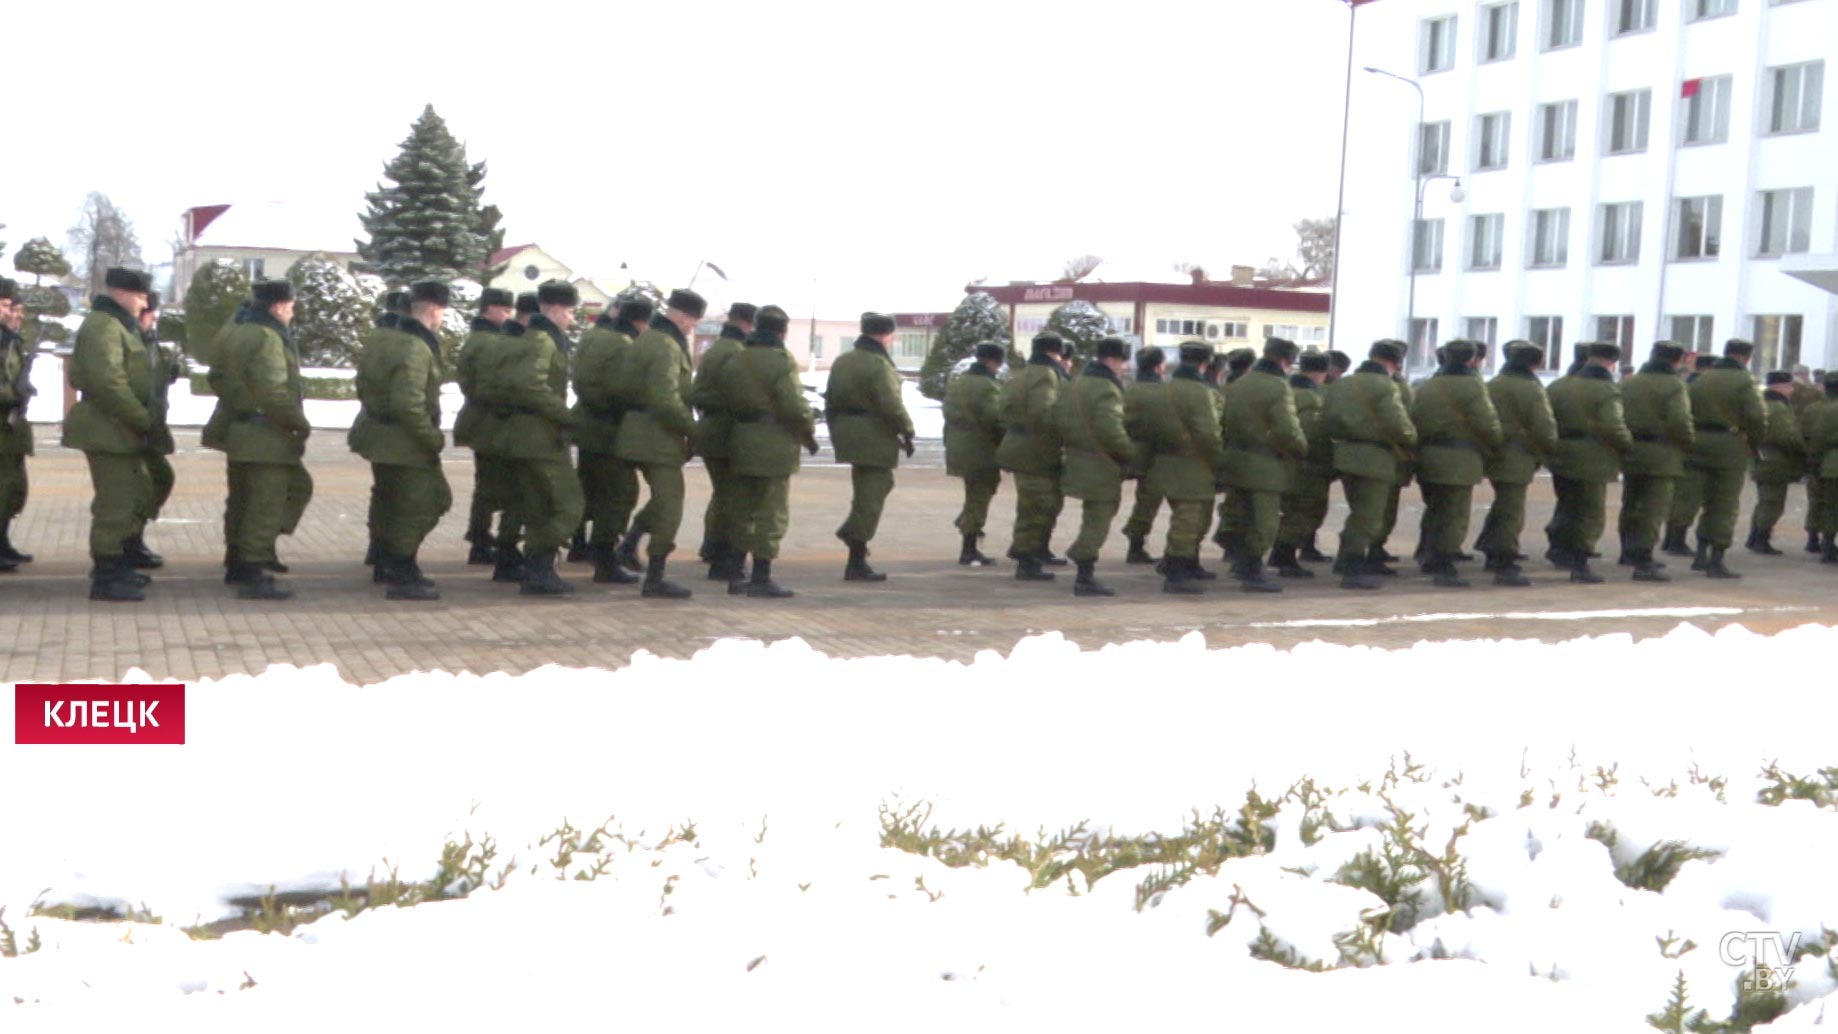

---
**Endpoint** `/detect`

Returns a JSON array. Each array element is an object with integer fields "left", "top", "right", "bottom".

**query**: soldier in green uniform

[
  {"left": 1323, "top": 340, "right": 1416, "bottom": 590},
  {"left": 1615, "top": 342, "right": 1692, "bottom": 582},
  {"left": 1325, "top": 350, "right": 1352, "bottom": 384},
  {"left": 1218, "top": 338, "right": 1306, "bottom": 592},
  {"left": 454, "top": 287, "right": 517, "bottom": 566},
  {"left": 691, "top": 302, "right": 756, "bottom": 581},
  {"left": 351, "top": 281, "right": 452, "bottom": 600},
  {"left": 1142, "top": 342, "right": 1227, "bottom": 593},
  {"left": 360, "top": 291, "right": 411, "bottom": 570},
  {"left": 1686, "top": 339, "right": 1767, "bottom": 578},
  {"left": 997, "top": 333, "right": 1071, "bottom": 581},
  {"left": 214, "top": 279, "right": 311, "bottom": 600},
  {"left": 1474, "top": 342, "right": 1557, "bottom": 581},
  {"left": 1053, "top": 336, "right": 1137, "bottom": 597},
  {"left": 716, "top": 304, "right": 819, "bottom": 598},
  {"left": 1373, "top": 344, "right": 1417, "bottom": 570},
  {"left": 944, "top": 342, "right": 1007, "bottom": 566},
  {"left": 135, "top": 291, "right": 183, "bottom": 567},
  {"left": 1119, "top": 346, "right": 1166, "bottom": 566},
  {"left": 1663, "top": 353, "right": 1719, "bottom": 555},
  {"left": 1544, "top": 342, "right": 1633, "bottom": 583},
  {"left": 0, "top": 279, "right": 34, "bottom": 567},
  {"left": 1269, "top": 351, "right": 1333, "bottom": 578},
  {"left": 1410, "top": 339, "right": 1505, "bottom": 587},
  {"left": 571, "top": 296, "right": 652, "bottom": 585},
  {"left": 1803, "top": 373, "right": 1838, "bottom": 563},
  {"left": 826, "top": 312, "right": 915, "bottom": 582},
  {"left": 613, "top": 288, "right": 706, "bottom": 599},
  {"left": 514, "top": 292, "right": 538, "bottom": 328},
  {"left": 1790, "top": 367, "right": 1825, "bottom": 553},
  {"left": 64, "top": 268, "right": 157, "bottom": 601},
  {"left": 1746, "top": 371, "right": 1805, "bottom": 555}
]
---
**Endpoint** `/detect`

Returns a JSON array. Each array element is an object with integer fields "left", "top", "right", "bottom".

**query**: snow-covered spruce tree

[
  {"left": 357, "top": 105, "right": 497, "bottom": 284},
  {"left": 469, "top": 160, "right": 507, "bottom": 283},
  {"left": 286, "top": 253, "right": 373, "bottom": 367},
  {"left": 1045, "top": 300, "right": 1112, "bottom": 367},
  {"left": 12, "top": 237, "right": 71, "bottom": 285},
  {"left": 18, "top": 285, "right": 70, "bottom": 347},
  {"left": 918, "top": 292, "right": 1015, "bottom": 402},
  {"left": 436, "top": 279, "right": 482, "bottom": 363},
  {"left": 181, "top": 259, "right": 250, "bottom": 364}
]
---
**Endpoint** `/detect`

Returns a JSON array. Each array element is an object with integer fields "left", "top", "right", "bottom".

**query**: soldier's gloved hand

[{"left": 900, "top": 432, "right": 915, "bottom": 458}]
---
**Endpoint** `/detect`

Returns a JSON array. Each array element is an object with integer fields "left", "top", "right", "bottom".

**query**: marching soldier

[
  {"left": 454, "top": 287, "right": 517, "bottom": 566},
  {"left": 1791, "top": 366, "right": 1825, "bottom": 554},
  {"left": 826, "top": 312, "right": 916, "bottom": 582},
  {"left": 1323, "top": 340, "right": 1416, "bottom": 590},
  {"left": 997, "top": 333, "right": 1071, "bottom": 581},
  {"left": 1054, "top": 336, "right": 1137, "bottom": 596},
  {"left": 1224, "top": 348, "right": 1256, "bottom": 384},
  {"left": 352, "top": 281, "right": 452, "bottom": 600},
  {"left": 1544, "top": 342, "right": 1633, "bottom": 583},
  {"left": 716, "top": 304, "right": 818, "bottom": 597},
  {"left": 614, "top": 288, "right": 706, "bottom": 599},
  {"left": 1219, "top": 337, "right": 1306, "bottom": 592},
  {"left": 1804, "top": 373, "right": 1838, "bottom": 563},
  {"left": 943, "top": 341, "right": 1007, "bottom": 566},
  {"left": 1372, "top": 344, "right": 1417, "bottom": 571},
  {"left": 1746, "top": 371, "right": 1805, "bottom": 555},
  {"left": 360, "top": 291, "right": 411, "bottom": 569},
  {"left": 1119, "top": 346, "right": 1166, "bottom": 566},
  {"left": 1663, "top": 353, "right": 1720, "bottom": 555},
  {"left": 692, "top": 302, "right": 756, "bottom": 581},
  {"left": 1409, "top": 339, "right": 1504, "bottom": 587},
  {"left": 1685, "top": 339, "right": 1766, "bottom": 578},
  {"left": 216, "top": 278, "right": 311, "bottom": 600},
  {"left": 0, "top": 279, "right": 34, "bottom": 567},
  {"left": 514, "top": 292, "right": 539, "bottom": 328},
  {"left": 1325, "top": 350, "right": 1352, "bottom": 384},
  {"left": 65, "top": 267, "right": 158, "bottom": 601},
  {"left": 571, "top": 296, "right": 653, "bottom": 585},
  {"left": 136, "top": 291, "right": 183, "bottom": 567},
  {"left": 1143, "top": 342, "right": 1227, "bottom": 593},
  {"left": 1269, "top": 350, "right": 1332, "bottom": 578},
  {"left": 1616, "top": 342, "right": 1692, "bottom": 582},
  {"left": 1474, "top": 341, "right": 1557, "bottom": 580}
]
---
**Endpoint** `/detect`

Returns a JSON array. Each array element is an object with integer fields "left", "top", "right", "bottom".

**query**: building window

[
  {"left": 1757, "top": 187, "right": 1814, "bottom": 256},
  {"left": 1546, "top": 0, "right": 1585, "bottom": 48},
  {"left": 1596, "top": 316, "right": 1635, "bottom": 351},
  {"left": 1598, "top": 201, "right": 1643, "bottom": 264},
  {"left": 1468, "top": 214, "right": 1505, "bottom": 270},
  {"left": 1421, "top": 16, "right": 1458, "bottom": 74},
  {"left": 1475, "top": 111, "right": 1512, "bottom": 170},
  {"left": 523, "top": 264, "right": 541, "bottom": 281},
  {"left": 1681, "top": 76, "right": 1731, "bottom": 144},
  {"left": 811, "top": 335, "right": 823, "bottom": 359},
  {"left": 1538, "top": 100, "right": 1578, "bottom": 161},
  {"left": 1222, "top": 322, "right": 1250, "bottom": 339},
  {"left": 1615, "top": 0, "right": 1657, "bottom": 34},
  {"left": 1418, "top": 121, "right": 1452, "bottom": 175},
  {"left": 1413, "top": 218, "right": 1445, "bottom": 272},
  {"left": 1017, "top": 316, "right": 1049, "bottom": 333},
  {"left": 1606, "top": 89, "right": 1652, "bottom": 153},
  {"left": 1529, "top": 208, "right": 1571, "bottom": 267},
  {"left": 1264, "top": 324, "right": 1327, "bottom": 345},
  {"left": 1107, "top": 316, "right": 1134, "bottom": 334},
  {"left": 1480, "top": 2, "right": 1519, "bottom": 61},
  {"left": 1464, "top": 317, "right": 1500, "bottom": 354},
  {"left": 896, "top": 332, "right": 927, "bottom": 360},
  {"left": 1409, "top": 318, "right": 1440, "bottom": 370},
  {"left": 1690, "top": 0, "right": 1736, "bottom": 19},
  {"left": 1526, "top": 316, "right": 1565, "bottom": 369},
  {"left": 1767, "top": 61, "right": 1824, "bottom": 134},
  {"left": 1672, "top": 195, "right": 1723, "bottom": 260},
  {"left": 241, "top": 257, "right": 266, "bottom": 281},
  {"left": 1752, "top": 315, "right": 1804, "bottom": 371},
  {"left": 1668, "top": 315, "right": 1714, "bottom": 350}
]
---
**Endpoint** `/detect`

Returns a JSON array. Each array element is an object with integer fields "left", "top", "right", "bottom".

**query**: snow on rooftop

[{"left": 189, "top": 201, "right": 364, "bottom": 255}]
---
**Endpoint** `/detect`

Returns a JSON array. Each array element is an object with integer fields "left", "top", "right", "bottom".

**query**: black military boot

[
  {"left": 401, "top": 551, "right": 436, "bottom": 588},
  {"left": 843, "top": 542, "right": 886, "bottom": 582},
  {"left": 1704, "top": 546, "right": 1741, "bottom": 579},
  {"left": 492, "top": 542, "right": 528, "bottom": 583},
  {"left": 1616, "top": 535, "right": 1637, "bottom": 567},
  {"left": 1339, "top": 557, "right": 1380, "bottom": 591},
  {"left": 1809, "top": 530, "right": 1825, "bottom": 555},
  {"left": 1189, "top": 556, "right": 1218, "bottom": 580},
  {"left": 746, "top": 557, "right": 793, "bottom": 599},
  {"left": 1298, "top": 534, "right": 1331, "bottom": 564},
  {"left": 707, "top": 543, "right": 733, "bottom": 581},
  {"left": 1690, "top": 539, "right": 1711, "bottom": 572},
  {"left": 1124, "top": 534, "right": 1156, "bottom": 565},
  {"left": 1492, "top": 560, "right": 1532, "bottom": 587},
  {"left": 123, "top": 534, "right": 163, "bottom": 569},
  {"left": 1428, "top": 556, "right": 1469, "bottom": 588},
  {"left": 728, "top": 552, "right": 751, "bottom": 595},
  {"left": 1663, "top": 525, "right": 1694, "bottom": 557},
  {"left": 1748, "top": 528, "right": 1782, "bottom": 556},
  {"left": 615, "top": 528, "right": 646, "bottom": 573},
  {"left": 520, "top": 549, "right": 575, "bottom": 596},
  {"left": 640, "top": 555, "right": 692, "bottom": 599},
  {"left": 1269, "top": 544, "right": 1314, "bottom": 579},
  {"left": 1015, "top": 554, "right": 1056, "bottom": 582},
  {"left": 593, "top": 544, "right": 640, "bottom": 584},
  {"left": 0, "top": 551, "right": 20, "bottom": 574},
  {"left": 1569, "top": 558, "right": 1606, "bottom": 584},
  {"left": 466, "top": 530, "right": 497, "bottom": 566},
  {"left": 1072, "top": 560, "right": 1114, "bottom": 597},
  {"left": 1039, "top": 548, "right": 1069, "bottom": 567},
  {"left": 0, "top": 523, "right": 33, "bottom": 563},
  {"left": 1162, "top": 556, "right": 1203, "bottom": 595},
  {"left": 959, "top": 534, "right": 995, "bottom": 567},
  {"left": 1632, "top": 550, "right": 1671, "bottom": 583},
  {"left": 384, "top": 555, "right": 441, "bottom": 601},
  {"left": 1364, "top": 546, "right": 1398, "bottom": 577},
  {"left": 89, "top": 557, "right": 145, "bottom": 602},
  {"left": 566, "top": 527, "right": 591, "bottom": 564},
  {"left": 1822, "top": 533, "right": 1838, "bottom": 564},
  {"left": 230, "top": 562, "right": 292, "bottom": 600},
  {"left": 1238, "top": 557, "right": 1283, "bottom": 594},
  {"left": 364, "top": 541, "right": 379, "bottom": 567}
]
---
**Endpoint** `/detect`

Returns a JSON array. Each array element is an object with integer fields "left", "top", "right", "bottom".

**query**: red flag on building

[{"left": 1682, "top": 78, "right": 1702, "bottom": 98}]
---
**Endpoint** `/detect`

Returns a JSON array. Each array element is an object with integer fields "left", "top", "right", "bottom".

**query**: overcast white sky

[{"left": 3, "top": 0, "right": 1363, "bottom": 316}]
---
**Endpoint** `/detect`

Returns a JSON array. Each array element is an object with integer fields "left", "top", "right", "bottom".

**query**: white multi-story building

[{"left": 1336, "top": 0, "right": 1838, "bottom": 376}]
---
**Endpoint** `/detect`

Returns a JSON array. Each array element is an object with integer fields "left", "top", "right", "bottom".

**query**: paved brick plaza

[{"left": 1, "top": 428, "right": 1832, "bottom": 684}]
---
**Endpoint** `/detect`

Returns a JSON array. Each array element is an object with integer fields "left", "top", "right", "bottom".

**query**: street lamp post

[
  {"left": 1362, "top": 67, "right": 1425, "bottom": 350},
  {"left": 1410, "top": 173, "right": 1465, "bottom": 370}
]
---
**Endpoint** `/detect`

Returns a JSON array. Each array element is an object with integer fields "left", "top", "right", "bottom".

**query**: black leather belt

[
  {"left": 1424, "top": 438, "right": 1481, "bottom": 452},
  {"left": 1696, "top": 422, "right": 1732, "bottom": 432}
]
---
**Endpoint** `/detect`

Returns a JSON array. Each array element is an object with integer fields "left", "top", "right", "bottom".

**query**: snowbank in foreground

[{"left": 5, "top": 625, "right": 1838, "bottom": 1031}]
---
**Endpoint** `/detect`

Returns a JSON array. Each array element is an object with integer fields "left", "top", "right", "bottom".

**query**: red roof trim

[
  {"left": 488, "top": 244, "right": 536, "bottom": 266},
  {"left": 186, "top": 204, "right": 231, "bottom": 243},
  {"left": 965, "top": 281, "right": 1330, "bottom": 314}
]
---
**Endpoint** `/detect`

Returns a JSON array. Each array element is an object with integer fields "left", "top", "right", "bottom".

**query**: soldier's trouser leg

[
  {"left": 365, "top": 481, "right": 382, "bottom": 546},
  {"left": 1670, "top": 467, "right": 1706, "bottom": 531},
  {"left": 223, "top": 461, "right": 242, "bottom": 553},
  {"left": 954, "top": 470, "right": 1000, "bottom": 537},
  {"left": 838, "top": 465, "right": 895, "bottom": 544},
  {"left": 1558, "top": 480, "right": 1608, "bottom": 557},
  {"left": 733, "top": 474, "right": 791, "bottom": 560},
  {"left": 1546, "top": 476, "right": 1577, "bottom": 551},
  {"left": 1694, "top": 466, "right": 1745, "bottom": 549},
  {"left": 1807, "top": 478, "right": 1824, "bottom": 535},
  {"left": 144, "top": 453, "right": 174, "bottom": 526},
  {"left": 1010, "top": 472, "right": 1057, "bottom": 556},
  {"left": 1621, "top": 475, "right": 1673, "bottom": 554},
  {"left": 0, "top": 453, "right": 26, "bottom": 525},
  {"left": 702, "top": 457, "right": 734, "bottom": 552},
  {"left": 281, "top": 465, "right": 312, "bottom": 539},
  {"left": 1067, "top": 495, "right": 1120, "bottom": 564},
  {"left": 1474, "top": 480, "right": 1527, "bottom": 558},
  {"left": 516, "top": 456, "right": 587, "bottom": 553},
  {"left": 1423, "top": 482, "right": 1475, "bottom": 558},
  {"left": 377, "top": 463, "right": 452, "bottom": 558},
  {"left": 632, "top": 462, "right": 684, "bottom": 559},
  {"left": 1214, "top": 491, "right": 1242, "bottom": 547},
  {"left": 1336, "top": 476, "right": 1388, "bottom": 563},
  {"left": 230, "top": 461, "right": 308, "bottom": 566},
  {"left": 84, "top": 452, "right": 151, "bottom": 559},
  {"left": 578, "top": 451, "right": 628, "bottom": 547},
  {"left": 1163, "top": 498, "right": 1208, "bottom": 560},
  {"left": 1818, "top": 477, "right": 1838, "bottom": 535},
  {"left": 1224, "top": 487, "right": 1282, "bottom": 561},
  {"left": 1751, "top": 481, "right": 1789, "bottom": 537},
  {"left": 1276, "top": 473, "right": 1331, "bottom": 549},
  {"left": 574, "top": 453, "right": 592, "bottom": 541},
  {"left": 466, "top": 453, "right": 496, "bottom": 539},
  {"left": 1376, "top": 483, "right": 1402, "bottom": 549},
  {"left": 1122, "top": 479, "right": 1161, "bottom": 539}
]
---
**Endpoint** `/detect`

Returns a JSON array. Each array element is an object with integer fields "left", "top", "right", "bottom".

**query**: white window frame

[
  {"left": 1598, "top": 201, "right": 1643, "bottom": 264},
  {"left": 811, "top": 335, "right": 824, "bottom": 359},
  {"left": 1595, "top": 315, "right": 1635, "bottom": 350},
  {"left": 1529, "top": 208, "right": 1571, "bottom": 267},
  {"left": 1615, "top": 0, "right": 1658, "bottom": 34},
  {"left": 1756, "top": 187, "right": 1814, "bottom": 256},
  {"left": 1671, "top": 195, "right": 1723, "bottom": 260},
  {"left": 1475, "top": 111, "right": 1512, "bottom": 170},
  {"left": 1467, "top": 213, "right": 1506, "bottom": 270},
  {"left": 1681, "top": 76, "right": 1732, "bottom": 145},
  {"left": 1463, "top": 317, "right": 1499, "bottom": 348},
  {"left": 1480, "top": 2, "right": 1519, "bottom": 61},
  {"left": 1418, "top": 120, "right": 1452, "bottom": 175},
  {"left": 1538, "top": 100, "right": 1578, "bottom": 161},
  {"left": 1667, "top": 315, "right": 1714, "bottom": 350},
  {"left": 1421, "top": 15, "right": 1458, "bottom": 74},
  {"left": 1768, "top": 61, "right": 1824, "bottom": 134},
  {"left": 1751, "top": 314, "right": 1804, "bottom": 371},
  {"left": 1689, "top": 0, "right": 1737, "bottom": 20},
  {"left": 1413, "top": 218, "right": 1446, "bottom": 272},
  {"left": 1606, "top": 89, "right": 1652, "bottom": 154},
  {"left": 1526, "top": 316, "right": 1565, "bottom": 369},
  {"left": 1546, "top": 0, "right": 1585, "bottom": 49},
  {"left": 1409, "top": 318, "right": 1441, "bottom": 369}
]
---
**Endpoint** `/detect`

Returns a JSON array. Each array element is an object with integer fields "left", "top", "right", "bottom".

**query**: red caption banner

[{"left": 13, "top": 684, "right": 186, "bottom": 744}]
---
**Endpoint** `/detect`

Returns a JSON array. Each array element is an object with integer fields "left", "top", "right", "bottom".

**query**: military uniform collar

[
  {"left": 1578, "top": 364, "right": 1613, "bottom": 382},
  {"left": 1249, "top": 358, "right": 1287, "bottom": 378},
  {"left": 90, "top": 295, "right": 140, "bottom": 334},
  {"left": 648, "top": 313, "right": 688, "bottom": 352},
  {"left": 1171, "top": 364, "right": 1206, "bottom": 383},
  {"left": 852, "top": 336, "right": 893, "bottom": 362},
  {"left": 400, "top": 317, "right": 441, "bottom": 356},
  {"left": 1355, "top": 360, "right": 1390, "bottom": 376},
  {"left": 1134, "top": 370, "right": 1162, "bottom": 383},
  {"left": 1765, "top": 390, "right": 1791, "bottom": 404},
  {"left": 744, "top": 328, "right": 785, "bottom": 348},
  {"left": 1713, "top": 356, "right": 1748, "bottom": 371},
  {"left": 967, "top": 363, "right": 997, "bottom": 378},
  {"left": 1499, "top": 363, "right": 1539, "bottom": 379},
  {"left": 529, "top": 314, "right": 571, "bottom": 354},
  {"left": 719, "top": 323, "right": 748, "bottom": 342},
  {"left": 1081, "top": 361, "right": 1121, "bottom": 387},
  {"left": 470, "top": 316, "right": 502, "bottom": 333},
  {"left": 1436, "top": 362, "right": 1476, "bottom": 376},
  {"left": 1289, "top": 373, "right": 1317, "bottom": 390},
  {"left": 376, "top": 312, "right": 402, "bottom": 330}
]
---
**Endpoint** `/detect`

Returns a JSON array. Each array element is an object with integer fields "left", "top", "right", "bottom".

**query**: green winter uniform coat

[
  {"left": 1290, "top": 376, "right": 1332, "bottom": 471},
  {"left": 995, "top": 356, "right": 1069, "bottom": 476},
  {"left": 943, "top": 365, "right": 1003, "bottom": 477},
  {"left": 63, "top": 297, "right": 154, "bottom": 455},
  {"left": 1219, "top": 359, "right": 1308, "bottom": 493},
  {"left": 1122, "top": 374, "right": 1164, "bottom": 480},
  {"left": 1054, "top": 362, "right": 1136, "bottom": 501},
  {"left": 0, "top": 326, "right": 37, "bottom": 456},
  {"left": 1807, "top": 398, "right": 1838, "bottom": 479},
  {"left": 569, "top": 315, "right": 640, "bottom": 455},
  {"left": 1324, "top": 364, "right": 1417, "bottom": 483},
  {"left": 481, "top": 315, "right": 574, "bottom": 461},
  {"left": 691, "top": 329, "right": 746, "bottom": 460},
  {"left": 452, "top": 317, "right": 506, "bottom": 449},
  {"left": 825, "top": 338, "right": 913, "bottom": 469},
  {"left": 1619, "top": 363, "right": 1696, "bottom": 478},
  {"left": 1546, "top": 366, "right": 1633, "bottom": 483},
  {"left": 1754, "top": 392, "right": 1805, "bottom": 483},
  {"left": 1687, "top": 360, "right": 1768, "bottom": 472},
  {"left": 1409, "top": 365, "right": 1504, "bottom": 487},
  {"left": 1484, "top": 364, "right": 1558, "bottom": 484},
  {"left": 613, "top": 317, "right": 696, "bottom": 467},
  {"left": 1143, "top": 366, "right": 1227, "bottom": 501},
  {"left": 212, "top": 309, "right": 310, "bottom": 464},
  {"left": 717, "top": 331, "right": 817, "bottom": 479},
  {"left": 352, "top": 317, "right": 445, "bottom": 469}
]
